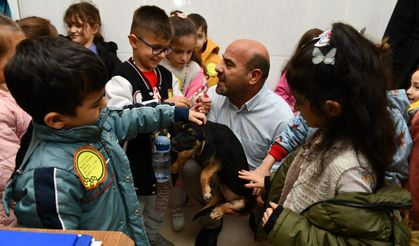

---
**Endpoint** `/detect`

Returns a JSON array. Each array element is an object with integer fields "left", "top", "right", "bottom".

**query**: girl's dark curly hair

[{"left": 286, "top": 22, "right": 396, "bottom": 189}]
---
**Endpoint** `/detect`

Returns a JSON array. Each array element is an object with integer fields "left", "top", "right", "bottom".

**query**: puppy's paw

[
  {"left": 210, "top": 207, "right": 224, "bottom": 220},
  {"left": 202, "top": 185, "right": 212, "bottom": 201},
  {"left": 203, "top": 192, "right": 212, "bottom": 201}
]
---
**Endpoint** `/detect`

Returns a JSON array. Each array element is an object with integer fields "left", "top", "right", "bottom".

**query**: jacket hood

[{"left": 202, "top": 39, "right": 220, "bottom": 60}]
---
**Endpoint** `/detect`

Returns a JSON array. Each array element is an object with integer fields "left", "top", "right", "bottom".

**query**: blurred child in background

[
  {"left": 16, "top": 16, "right": 58, "bottom": 39},
  {"left": 187, "top": 13, "right": 221, "bottom": 87},
  {"left": 64, "top": 1, "right": 121, "bottom": 78}
]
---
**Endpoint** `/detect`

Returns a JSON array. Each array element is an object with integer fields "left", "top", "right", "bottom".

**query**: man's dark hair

[
  {"left": 246, "top": 53, "right": 270, "bottom": 83},
  {"left": 5, "top": 36, "right": 107, "bottom": 124}
]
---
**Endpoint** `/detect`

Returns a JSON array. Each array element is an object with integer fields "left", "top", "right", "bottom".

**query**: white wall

[{"left": 13, "top": 0, "right": 397, "bottom": 90}]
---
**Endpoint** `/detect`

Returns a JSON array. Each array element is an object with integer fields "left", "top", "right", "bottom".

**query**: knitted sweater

[{"left": 282, "top": 140, "right": 373, "bottom": 213}]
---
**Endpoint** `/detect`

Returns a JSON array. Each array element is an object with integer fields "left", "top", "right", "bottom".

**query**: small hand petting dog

[{"left": 171, "top": 121, "right": 255, "bottom": 220}]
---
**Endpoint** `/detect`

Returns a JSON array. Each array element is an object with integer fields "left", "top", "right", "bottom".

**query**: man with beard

[{"left": 181, "top": 39, "right": 293, "bottom": 246}]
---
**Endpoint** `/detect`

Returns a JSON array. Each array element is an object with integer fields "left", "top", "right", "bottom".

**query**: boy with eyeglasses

[{"left": 106, "top": 5, "right": 189, "bottom": 246}]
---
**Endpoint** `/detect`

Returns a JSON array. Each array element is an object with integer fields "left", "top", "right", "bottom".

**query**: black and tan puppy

[{"left": 171, "top": 121, "right": 255, "bottom": 220}]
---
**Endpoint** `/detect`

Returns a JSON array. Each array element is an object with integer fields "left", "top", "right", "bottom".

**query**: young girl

[
  {"left": 251, "top": 23, "right": 410, "bottom": 244},
  {"left": 161, "top": 13, "right": 208, "bottom": 104},
  {"left": 64, "top": 2, "right": 121, "bottom": 78},
  {"left": 0, "top": 15, "right": 31, "bottom": 227},
  {"left": 160, "top": 12, "right": 209, "bottom": 233}
]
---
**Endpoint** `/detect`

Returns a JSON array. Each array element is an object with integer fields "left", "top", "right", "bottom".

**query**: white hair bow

[{"left": 312, "top": 47, "right": 336, "bottom": 65}]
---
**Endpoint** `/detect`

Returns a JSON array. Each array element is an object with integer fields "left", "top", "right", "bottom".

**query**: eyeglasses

[{"left": 133, "top": 34, "right": 172, "bottom": 55}]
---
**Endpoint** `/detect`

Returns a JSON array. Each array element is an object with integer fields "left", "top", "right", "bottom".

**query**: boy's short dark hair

[
  {"left": 5, "top": 36, "right": 107, "bottom": 124},
  {"left": 130, "top": 5, "right": 173, "bottom": 40},
  {"left": 187, "top": 13, "right": 207, "bottom": 35}
]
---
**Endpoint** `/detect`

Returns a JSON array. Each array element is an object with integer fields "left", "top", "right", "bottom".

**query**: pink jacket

[
  {"left": 183, "top": 66, "right": 206, "bottom": 99},
  {"left": 0, "top": 90, "right": 31, "bottom": 226},
  {"left": 274, "top": 72, "right": 296, "bottom": 112}
]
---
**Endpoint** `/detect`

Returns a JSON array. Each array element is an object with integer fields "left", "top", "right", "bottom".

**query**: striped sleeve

[
  {"left": 33, "top": 167, "right": 82, "bottom": 229},
  {"left": 34, "top": 167, "right": 65, "bottom": 229}
]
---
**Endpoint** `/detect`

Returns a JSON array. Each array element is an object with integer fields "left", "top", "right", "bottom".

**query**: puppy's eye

[{"left": 187, "top": 128, "right": 195, "bottom": 135}]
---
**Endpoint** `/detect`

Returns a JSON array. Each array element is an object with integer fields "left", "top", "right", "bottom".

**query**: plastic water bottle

[{"left": 152, "top": 132, "right": 171, "bottom": 183}]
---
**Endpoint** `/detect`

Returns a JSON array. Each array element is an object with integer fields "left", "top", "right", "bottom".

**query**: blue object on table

[{"left": 0, "top": 230, "right": 93, "bottom": 246}]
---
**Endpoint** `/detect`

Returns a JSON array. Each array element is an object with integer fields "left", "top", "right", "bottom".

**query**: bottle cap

[{"left": 154, "top": 135, "right": 171, "bottom": 152}]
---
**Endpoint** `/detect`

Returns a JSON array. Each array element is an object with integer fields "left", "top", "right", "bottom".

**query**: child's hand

[
  {"left": 188, "top": 110, "right": 207, "bottom": 125},
  {"left": 165, "top": 96, "right": 192, "bottom": 108},
  {"left": 197, "top": 96, "right": 211, "bottom": 113},
  {"left": 191, "top": 96, "right": 211, "bottom": 114},
  {"left": 262, "top": 202, "right": 278, "bottom": 226},
  {"left": 238, "top": 169, "right": 265, "bottom": 195}
]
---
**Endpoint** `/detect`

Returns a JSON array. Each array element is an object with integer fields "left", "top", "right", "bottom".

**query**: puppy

[{"left": 171, "top": 121, "right": 255, "bottom": 220}]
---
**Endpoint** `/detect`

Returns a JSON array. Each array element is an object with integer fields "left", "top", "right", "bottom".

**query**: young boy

[
  {"left": 2, "top": 36, "right": 205, "bottom": 246},
  {"left": 187, "top": 13, "right": 222, "bottom": 87},
  {"left": 105, "top": 6, "right": 189, "bottom": 246}
]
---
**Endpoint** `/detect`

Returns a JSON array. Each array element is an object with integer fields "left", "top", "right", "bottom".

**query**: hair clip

[
  {"left": 314, "top": 29, "right": 332, "bottom": 47},
  {"left": 359, "top": 27, "right": 366, "bottom": 35},
  {"left": 312, "top": 47, "right": 336, "bottom": 65},
  {"left": 170, "top": 10, "right": 187, "bottom": 18}
]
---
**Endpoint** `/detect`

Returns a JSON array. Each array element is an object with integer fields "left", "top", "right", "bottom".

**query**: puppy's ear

[
  {"left": 194, "top": 124, "right": 206, "bottom": 141},
  {"left": 173, "top": 122, "right": 183, "bottom": 132}
]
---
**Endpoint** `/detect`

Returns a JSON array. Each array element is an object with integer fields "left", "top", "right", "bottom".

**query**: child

[
  {"left": 105, "top": 6, "right": 188, "bottom": 246},
  {"left": 64, "top": 2, "right": 121, "bottom": 78},
  {"left": 161, "top": 13, "right": 207, "bottom": 102},
  {"left": 2, "top": 36, "right": 205, "bottom": 245},
  {"left": 16, "top": 16, "right": 58, "bottom": 39},
  {"left": 160, "top": 12, "right": 209, "bottom": 233},
  {"left": 244, "top": 24, "right": 411, "bottom": 244},
  {"left": 0, "top": 15, "right": 30, "bottom": 227},
  {"left": 274, "top": 28, "right": 323, "bottom": 112},
  {"left": 407, "top": 68, "right": 419, "bottom": 109},
  {"left": 407, "top": 68, "right": 419, "bottom": 229},
  {"left": 187, "top": 13, "right": 221, "bottom": 88}
]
